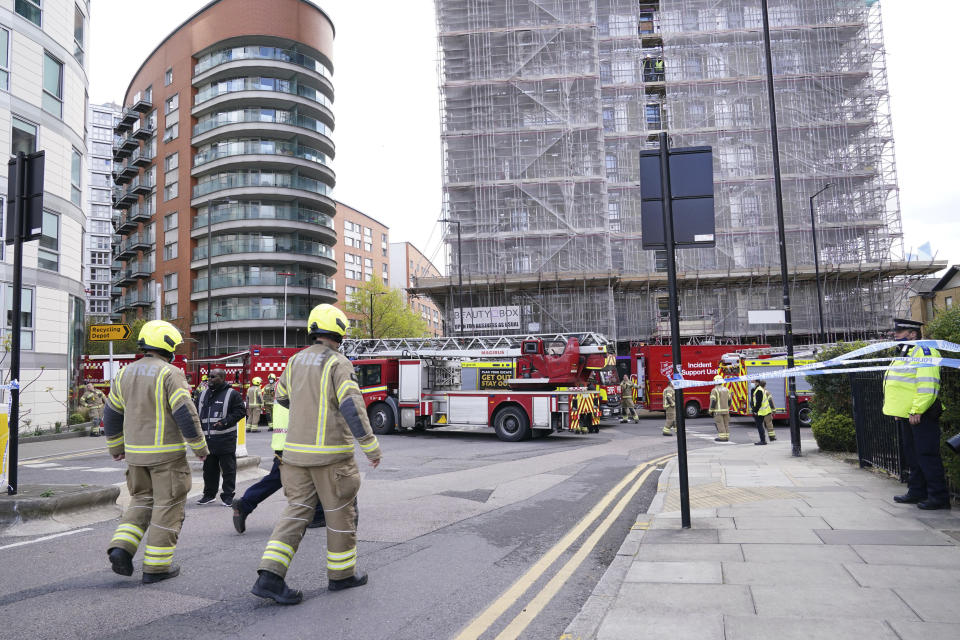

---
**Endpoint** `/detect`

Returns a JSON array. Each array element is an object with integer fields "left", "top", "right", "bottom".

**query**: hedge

[
  {"left": 926, "top": 308, "right": 960, "bottom": 494},
  {"left": 807, "top": 342, "right": 866, "bottom": 452}
]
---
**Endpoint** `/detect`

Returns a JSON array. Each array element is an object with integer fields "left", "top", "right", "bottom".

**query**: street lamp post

[
  {"left": 279, "top": 272, "right": 295, "bottom": 347},
  {"left": 809, "top": 183, "right": 833, "bottom": 343},
  {"left": 438, "top": 218, "right": 463, "bottom": 336}
]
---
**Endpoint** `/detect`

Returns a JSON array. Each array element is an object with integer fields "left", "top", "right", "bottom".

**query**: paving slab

[
  {"left": 741, "top": 543, "right": 864, "bottom": 564},
  {"left": 636, "top": 543, "right": 744, "bottom": 562},
  {"left": 814, "top": 508, "right": 930, "bottom": 531},
  {"left": 853, "top": 544, "right": 960, "bottom": 567},
  {"left": 715, "top": 501, "right": 806, "bottom": 517},
  {"left": 815, "top": 529, "right": 951, "bottom": 546},
  {"left": 750, "top": 584, "right": 919, "bottom": 620},
  {"left": 732, "top": 515, "right": 829, "bottom": 530},
  {"left": 721, "top": 560, "right": 858, "bottom": 586},
  {"left": 613, "top": 583, "right": 754, "bottom": 616},
  {"left": 718, "top": 528, "right": 824, "bottom": 544},
  {"left": 624, "top": 561, "right": 722, "bottom": 584},
  {"left": 845, "top": 563, "right": 960, "bottom": 589},
  {"left": 649, "top": 517, "right": 735, "bottom": 529},
  {"left": 894, "top": 587, "right": 960, "bottom": 623},
  {"left": 724, "top": 615, "right": 900, "bottom": 640},
  {"left": 888, "top": 620, "right": 960, "bottom": 640},
  {"left": 640, "top": 528, "right": 720, "bottom": 544},
  {"left": 598, "top": 612, "right": 724, "bottom": 640}
]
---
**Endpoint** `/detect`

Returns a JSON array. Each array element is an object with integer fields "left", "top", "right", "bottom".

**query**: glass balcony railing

[
  {"left": 193, "top": 109, "right": 332, "bottom": 138},
  {"left": 193, "top": 235, "right": 335, "bottom": 261},
  {"left": 195, "top": 300, "right": 314, "bottom": 325},
  {"left": 194, "top": 45, "right": 332, "bottom": 78},
  {"left": 193, "top": 202, "right": 334, "bottom": 230},
  {"left": 194, "top": 77, "right": 332, "bottom": 109},
  {"left": 193, "top": 270, "right": 334, "bottom": 293},
  {"left": 193, "top": 139, "right": 329, "bottom": 168},
  {"left": 193, "top": 171, "right": 331, "bottom": 198}
]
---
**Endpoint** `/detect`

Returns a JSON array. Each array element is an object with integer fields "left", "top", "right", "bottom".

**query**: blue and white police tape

[{"left": 672, "top": 340, "right": 960, "bottom": 390}]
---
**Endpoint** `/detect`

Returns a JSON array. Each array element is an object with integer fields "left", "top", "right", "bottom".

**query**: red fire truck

[
  {"left": 82, "top": 353, "right": 192, "bottom": 391},
  {"left": 719, "top": 350, "right": 816, "bottom": 427},
  {"left": 341, "top": 333, "right": 612, "bottom": 441}
]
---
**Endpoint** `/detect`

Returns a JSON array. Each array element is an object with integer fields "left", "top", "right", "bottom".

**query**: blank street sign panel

[{"left": 639, "top": 146, "right": 715, "bottom": 249}]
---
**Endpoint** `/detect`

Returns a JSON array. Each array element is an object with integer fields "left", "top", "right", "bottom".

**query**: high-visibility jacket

[
  {"left": 663, "top": 386, "right": 675, "bottom": 409},
  {"left": 882, "top": 344, "right": 941, "bottom": 418},
  {"left": 80, "top": 390, "right": 106, "bottom": 409},
  {"left": 270, "top": 402, "right": 289, "bottom": 452},
  {"left": 752, "top": 386, "right": 772, "bottom": 416},
  {"left": 246, "top": 385, "right": 263, "bottom": 409},
  {"left": 761, "top": 389, "right": 774, "bottom": 416},
  {"left": 262, "top": 382, "right": 276, "bottom": 404},
  {"left": 276, "top": 343, "right": 381, "bottom": 467},
  {"left": 105, "top": 353, "right": 208, "bottom": 465},
  {"left": 620, "top": 378, "right": 636, "bottom": 407},
  {"left": 709, "top": 385, "right": 730, "bottom": 415}
]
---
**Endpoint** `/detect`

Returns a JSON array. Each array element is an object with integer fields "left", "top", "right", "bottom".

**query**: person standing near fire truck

[
  {"left": 252, "top": 304, "right": 381, "bottom": 605},
  {"left": 662, "top": 382, "right": 677, "bottom": 436},
  {"left": 619, "top": 375, "right": 639, "bottom": 423},
  {"left": 760, "top": 381, "right": 776, "bottom": 441},
  {"left": 750, "top": 381, "right": 770, "bottom": 445},
  {"left": 80, "top": 383, "right": 107, "bottom": 437},
  {"left": 709, "top": 375, "right": 731, "bottom": 442},
  {"left": 262, "top": 373, "right": 277, "bottom": 430},
  {"left": 246, "top": 377, "right": 264, "bottom": 433}
]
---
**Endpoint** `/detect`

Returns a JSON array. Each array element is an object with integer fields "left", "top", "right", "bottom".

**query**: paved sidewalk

[{"left": 566, "top": 438, "right": 960, "bottom": 640}]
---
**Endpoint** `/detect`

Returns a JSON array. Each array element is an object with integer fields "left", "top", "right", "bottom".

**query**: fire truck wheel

[
  {"left": 796, "top": 402, "right": 812, "bottom": 428},
  {"left": 493, "top": 406, "right": 530, "bottom": 442},
  {"left": 368, "top": 402, "right": 396, "bottom": 435},
  {"left": 684, "top": 401, "right": 701, "bottom": 419}
]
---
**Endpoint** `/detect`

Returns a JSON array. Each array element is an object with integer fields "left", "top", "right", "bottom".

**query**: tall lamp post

[
  {"left": 438, "top": 218, "right": 463, "bottom": 336},
  {"left": 809, "top": 183, "right": 832, "bottom": 343},
  {"left": 761, "top": 0, "right": 802, "bottom": 457},
  {"left": 369, "top": 291, "right": 386, "bottom": 339},
  {"left": 279, "top": 272, "right": 295, "bottom": 347}
]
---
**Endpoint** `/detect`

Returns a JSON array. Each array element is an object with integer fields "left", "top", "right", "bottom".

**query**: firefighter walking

[
  {"left": 246, "top": 377, "right": 264, "bottom": 432},
  {"left": 619, "top": 375, "right": 639, "bottom": 423},
  {"left": 662, "top": 382, "right": 677, "bottom": 436},
  {"left": 709, "top": 375, "right": 731, "bottom": 442},
  {"left": 103, "top": 320, "right": 208, "bottom": 583},
  {"left": 80, "top": 382, "right": 107, "bottom": 437},
  {"left": 252, "top": 304, "right": 382, "bottom": 605}
]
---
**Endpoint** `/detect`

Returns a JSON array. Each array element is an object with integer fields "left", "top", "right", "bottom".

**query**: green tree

[
  {"left": 345, "top": 277, "right": 430, "bottom": 339},
  {"left": 926, "top": 307, "right": 960, "bottom": 493},
  {"left": 84, "top": 317, "right": 148, "bottom": 355}
]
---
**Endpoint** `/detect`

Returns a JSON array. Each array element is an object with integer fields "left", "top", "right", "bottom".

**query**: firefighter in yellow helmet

[
  {"left": 662, "top": 381, "right": 677, "bottom": 436},
  {"left": 262, "top": 372, "right": 277, "bottom": 430},
  {"left": 103, "top": 320, "right": 208, "bottom": 583},
  {"left": 252, "top": 304, "right": 382, "bottom": 604},
  {"left": 246, "top": 376, "right": 264, "bottom": 433},
  {"left": 709, "top": 375, "right": 731, "bottom": 442}
]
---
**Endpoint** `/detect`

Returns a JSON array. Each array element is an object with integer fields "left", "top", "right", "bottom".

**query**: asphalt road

[{"left": 1, "top": 414, "right": 785, "bottom": 639}]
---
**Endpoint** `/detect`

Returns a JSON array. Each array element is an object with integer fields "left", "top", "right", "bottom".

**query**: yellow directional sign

[{"left": 89, "top": 324, "right": 131, "bottom": 341}]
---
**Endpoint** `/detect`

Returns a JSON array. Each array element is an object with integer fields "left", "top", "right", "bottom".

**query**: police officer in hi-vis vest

[
  {"left": 103, "top": 320, "right": 209, "bottom": 583},
  {"left": 252, "top": 304, "right": 382, "bottom": 605},
  {"left": 884, "top": 318, "right": 949, "bottom": 510}
]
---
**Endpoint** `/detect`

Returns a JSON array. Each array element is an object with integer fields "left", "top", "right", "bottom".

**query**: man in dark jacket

[{"left": 196, "top": 368, "right": 246, "bottom": 506}]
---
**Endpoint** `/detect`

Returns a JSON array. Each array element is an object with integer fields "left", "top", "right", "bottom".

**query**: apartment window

[
  {"left": 42, "top": 52, "right": 63, "bottom": 117},
  {"left": 90, "top": 266, "right": 109, "bottom": 282},
  {"left": 163, "top": 211, "right": 178, "bottom": 231},
  {"left": 345, "top": 285, "right": 357, "bottom": 296},
  {"left": 90, "top": 187, "right": 110, "bottom": 204},
  {"left": 163, "top": 122, "right": 178, "bottom": 142},
  {"left": 163, "top": 303, "right": 178, "bottom": 318},
  {"left": 89, "top": 283, "right": 109, "bottom": 297},
  {"left": 947, "top": 297, "right": 954, "bottom": 310},
  {"left": 164, "top": 68, "right": 173, "bottom": 86},
  {"left": 5, "top": 285, "right": 34, "bottom": 350},
  {"left": 364, "top": 241, "right": 372, "bottom": 252},
  {"left": 164, "top": 240, "right": 178, "bottom": 261},
  {"left": 71, "top": 148, "right": 82, "bottom": 206},
  {"left": 364, "top": 257, "right": 373, "bottom": 268},
  {"left": 91, "top": 141, "right": 111, "bottom": 156},
  {"left": 73, "top": 4, "right": 84, "bottom": 63},
  {"left": 90, "top": 251, "right": 110, "bottom": 266},
  {"left": 90, "top": 125, "right": 112, "bottom": 142},
  {"left": 11, "top": 116, "right": 37, "bottom": 155},
  {"left": 164, "top": 181, "right": 178, "bottom": 201},
  {"left": 90, "top": 299, "right": 110, "bottom": 314},
  {"left": 15, "top": 0, "right": 41, "bottom": 27},
  {"left": 89, "top": 219, "right": 111, "bottom": 234},
  {"left": 165, "top": 94, "right": 179, "bottom": 114},
  {"left": 164, "top": 152, "right": 179, "bottom": 172},
  {"left": 0, "top": 26, "right": 9, "bottom": 90},
  {"left": 364, "top": 227, "right": 372, "bottom": 237},
  {"left": 88, "top": 235, "right": 110, "bottom": 250},
  {"left": 37, "top": 211, "right": 59, "bottom": 271},
  {"left": 163, "top": 273, "right": 178, "bottom": 290}
]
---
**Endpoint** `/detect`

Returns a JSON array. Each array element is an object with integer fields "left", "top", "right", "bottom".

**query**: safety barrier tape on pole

[{"left": 672, "top": 340, "right": 960, "bottom": 389}]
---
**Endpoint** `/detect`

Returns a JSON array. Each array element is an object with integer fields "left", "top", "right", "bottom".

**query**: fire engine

[
  {"left": 718, "top": 349, "right": 816, "bottom": 427},
  {"left": 341, "top": 333, "right": 613, "bottom": 441},
  {"left": 82, "top": 353, "right": 192, "bottom": 391}
]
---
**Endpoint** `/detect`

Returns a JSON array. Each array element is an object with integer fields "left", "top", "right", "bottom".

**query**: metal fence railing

[{"left": 850, "top": 371, "right": 907, "bottom": 482}]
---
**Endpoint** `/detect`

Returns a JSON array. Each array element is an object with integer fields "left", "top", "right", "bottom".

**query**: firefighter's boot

[
  {"left": 108, "top": 547, "right": 133, "bottom": 577},
  {"left": 329, "top": 572, "right": 368, "bottom": 592},
  {"left": 252, "top": 570, "right": 303, "bottom": 604},
  {"left": 143, "top": 565, "right": 180, "bottom": 584}
]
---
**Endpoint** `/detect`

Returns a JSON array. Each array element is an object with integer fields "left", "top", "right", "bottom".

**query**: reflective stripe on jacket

[
  {"left": 709, "top": 385, "right": 730, "bottom": 414},
  {"left": 882, "top": 344, "right": 941, "bottom": 418},
  {"left": 105, "top": 353, "right": 207, "bottom": 465},
  {"left": 277, "top": 343, "right": 381, "bottom": 467},
  {"left": 198, "top": 385, "right": 244, "bottom": 436},
  {"left": 246, "top": 386, "right": 263, "bottom": 409},
  {"left": 663, "top": 386, "right": 675, "bottom": 409}
]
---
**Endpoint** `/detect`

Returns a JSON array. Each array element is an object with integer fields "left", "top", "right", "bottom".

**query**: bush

[
  {"left": 926, "top": 308, "right": 960, "bottom": 493},
  {"left": 808, "top": 341, "right": 868, "bottom": 418},
  {"left": 68, "top": 412, "right": 86, "bottom": 425},
  {"left": 811, "top": 408, "right": 857, "bottom": 452}
]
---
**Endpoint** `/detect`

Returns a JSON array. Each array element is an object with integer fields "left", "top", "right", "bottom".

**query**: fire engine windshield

[{"left": 354, "top": 363, "right": 382, "bottom": 387}]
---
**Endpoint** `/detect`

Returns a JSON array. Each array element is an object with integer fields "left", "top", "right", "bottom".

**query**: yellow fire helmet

[
  {"left": 268, "top": 373, "right": 277, "bottom": 381},
  {"left": 713, "top": 375, "right": 726, "bottom": 383},
  {"left": 252, "top": 377, "right": 262, "bottom": 386},
  {"left": 138, "top": 320, "right": 183, "bottom": 355},
  {"left": 307, "top": 303, "right": 348, "bottom": 340},
  {"left": 201, "top": 374, "right": 208, "bottom": 381}
]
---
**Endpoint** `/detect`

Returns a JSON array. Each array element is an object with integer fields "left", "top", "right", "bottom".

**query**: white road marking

[
  {"left": 0, "top": 528, "right": 94, "bottom": 551},
  {"left": 88, "top": 468, "right": 122, "bottom": 473},
  {"left": 20, "top": 462, "right": 62, "bottom": 468}
]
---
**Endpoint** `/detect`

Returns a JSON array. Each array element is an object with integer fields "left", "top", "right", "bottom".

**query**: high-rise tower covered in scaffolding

[{"left": 418, "top": 0, "right": 941, "bottom": 345}]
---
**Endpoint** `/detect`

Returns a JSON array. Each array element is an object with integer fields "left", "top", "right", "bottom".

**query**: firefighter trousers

[
  {"left": 247, "top": 407, "right": 262, "bottom": 431},
  {"left": 621, "top": 402, "right": 639, "bottom": 422},
  {"left": 259, "top": 459, "right": 361, "bottom": 581},
  {"left": 763, "top": 414, "right": 776, "bottom": 439},
  {"left": 663, "top": 408, "right": 677, "bottom": 434},
  {"left": 108, "top": 457, "right": 192, "bottom": 574},
  {"left": 713, "top": 412, "right": 730, "bottom": 439}
]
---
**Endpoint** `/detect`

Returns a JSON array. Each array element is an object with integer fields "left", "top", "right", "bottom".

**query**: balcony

[
  {"left": 115, "top": 212, "right": 137, "bottom": 233},
  {"left": 131, "top": 91, "right": 152, "bottom": 113},
  {"left": 130, "top": 148, "right": 154, "bottom": 168},
  {"left": 115, "top": 243, "right": 136, "bottom": 261},
  {"left": 131, "top": 122, "right": 156, "bottom": 141},
  {"left": 128, "top": 203, "right": 153, "bottom": 223},
  {"left": 112, "top": 186, "right": 137, "bottom": 209},
  {"left": 130, "top": 176, "right": 154, "bottom": 196},
  {"left": 127, "top": 231, "right": 153, "bottom": 253},
  {"left": 113, "top": 162, "right": 138, "bottom": 185},
  {"left": 116, "top": 288, "right": 156, "bottom": 311},
  {"left": 115, "top": 108, "right": 139, "bottom": 133}
]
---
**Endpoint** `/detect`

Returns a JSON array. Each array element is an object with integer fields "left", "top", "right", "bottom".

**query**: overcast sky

[{"left": 89, "top": 0, "right": 958, "bottom": 275}]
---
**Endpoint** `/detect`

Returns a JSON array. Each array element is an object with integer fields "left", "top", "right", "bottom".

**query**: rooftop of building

[{"left": 335, "top": 200, "right": 389, "bottom": 230}]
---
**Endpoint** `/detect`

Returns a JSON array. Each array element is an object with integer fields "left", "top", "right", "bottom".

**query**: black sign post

[
  {"left": 5, "top": 150, "right": 45, "bottom": 495},
  {"left": 640, "top": 134, "right": 714, "bottom": 529}
]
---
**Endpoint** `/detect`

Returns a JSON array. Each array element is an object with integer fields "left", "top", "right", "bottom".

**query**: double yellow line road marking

[{"left": 455, "top": 453, "right": 675, "bottom": 640}]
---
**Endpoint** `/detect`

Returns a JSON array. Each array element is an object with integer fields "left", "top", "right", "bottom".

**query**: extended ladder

[{"left": 341, "top": 332, "right": 612, "bottom": 359}]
